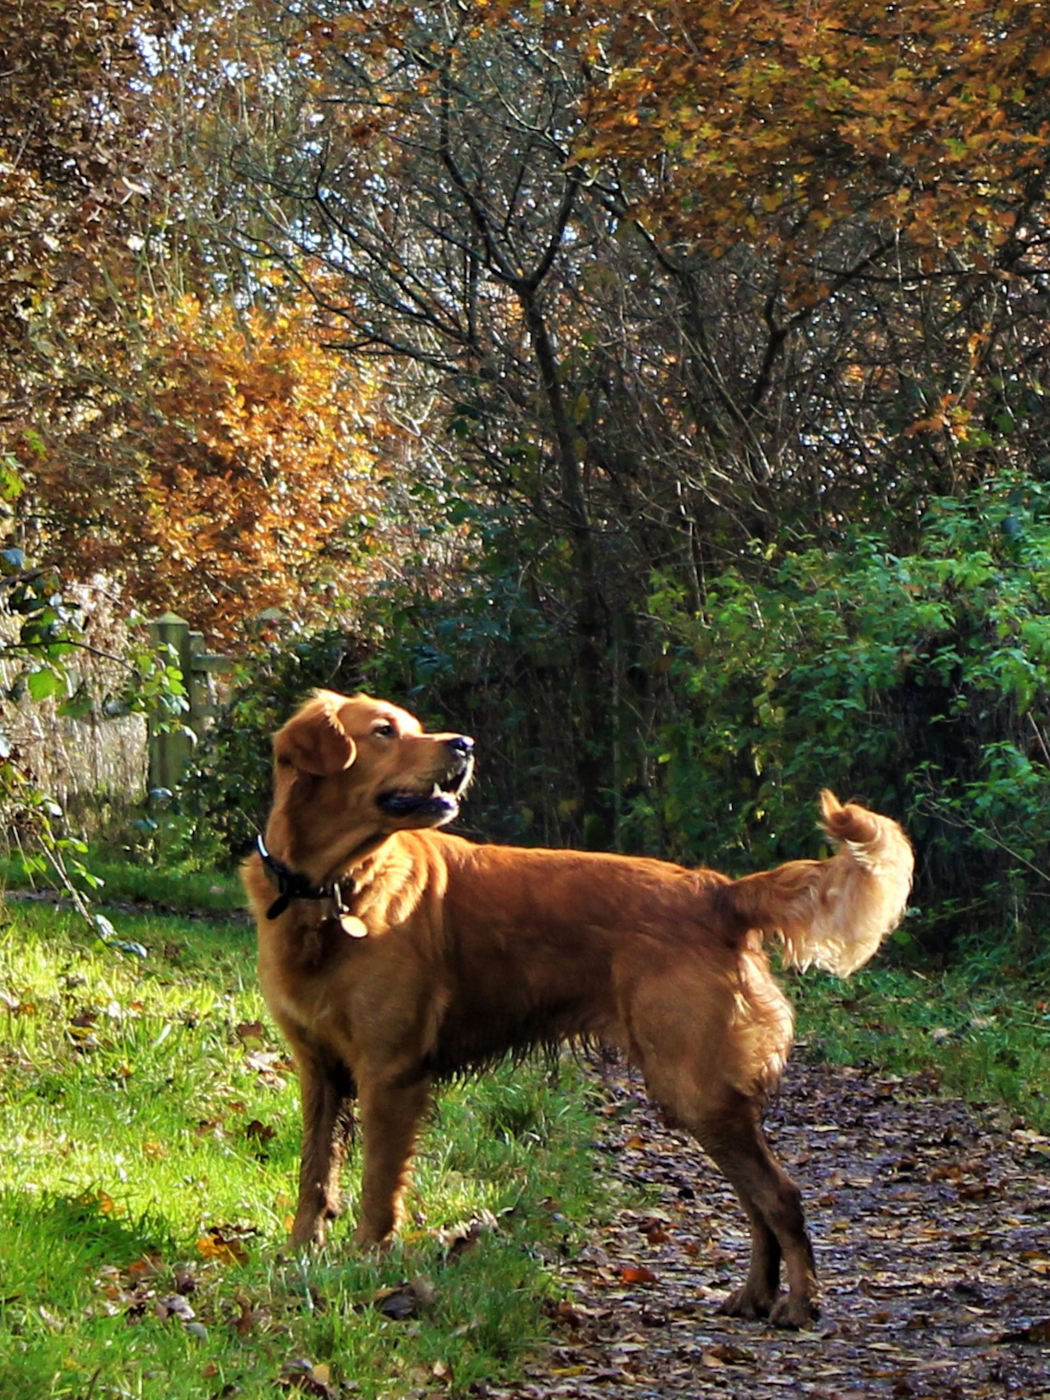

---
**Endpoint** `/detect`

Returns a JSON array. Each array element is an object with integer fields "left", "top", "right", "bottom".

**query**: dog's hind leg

[
  {"left": 695, "top": 1100, "right": 819, "bottom": 1328},
  {"left": 718, "top": 1175, "right": 782, "bottom": 1320},
  {"left": 635, "top": 1034, "right": 818, "bottom": 1326},
  {"left": 290, "top": 1052, "right": 356, "bottom": 1248},
  {"left": 352, "top": 1074, "right": 432, "bottom": 1246}
]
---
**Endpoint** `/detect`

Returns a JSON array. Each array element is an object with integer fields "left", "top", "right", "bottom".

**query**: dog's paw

[
  {"left": 720, "top": 1286, "right": 820, "bottom": 1329},
  {"left": 768, "top": 1293, "right": 821, "bottom": 1330},
  {"left": 288, "top": 1223, "right": 327, "bottom": 1250},
  {"left": 718, "top": 1285, "right": 774, "bottom": 1321},
  {"left": 350, "top": 1222, "right": 395, "bottom": 1251}
]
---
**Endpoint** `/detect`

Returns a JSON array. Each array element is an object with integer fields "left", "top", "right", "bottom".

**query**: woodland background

[{"left": 4, "top": 0, "right": 1050, "bottom": 959}]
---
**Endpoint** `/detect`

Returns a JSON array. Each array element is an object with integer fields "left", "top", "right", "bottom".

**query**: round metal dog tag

[{"left": 339, "top": 914, "right": 369, "bottom": 938}]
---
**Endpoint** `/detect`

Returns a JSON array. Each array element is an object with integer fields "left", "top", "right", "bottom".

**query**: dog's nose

[{"left": 446, "top": 735, "right": 474, "bottom": 756}]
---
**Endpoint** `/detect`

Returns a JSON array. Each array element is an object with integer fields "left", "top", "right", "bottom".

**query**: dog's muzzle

[{"left": 376, "top": 735, "right": 474, "bottom": 819}]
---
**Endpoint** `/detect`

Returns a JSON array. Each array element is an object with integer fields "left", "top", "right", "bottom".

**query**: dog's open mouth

[{"left": 377, "top": 759, "right": 473, "bottom": 820}]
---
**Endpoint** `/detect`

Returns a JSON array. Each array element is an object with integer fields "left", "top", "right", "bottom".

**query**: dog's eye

[{"left": 372, "top": 721, "right": 397, "bottom": 738}]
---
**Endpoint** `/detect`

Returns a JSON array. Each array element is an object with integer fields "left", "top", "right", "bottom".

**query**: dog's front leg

[
  {"left": 352, "top": 1075, "right": 432, "bottom": 1246},
  {"left": 289, "top": 1052, "right": 356, "bottom": 1248}
]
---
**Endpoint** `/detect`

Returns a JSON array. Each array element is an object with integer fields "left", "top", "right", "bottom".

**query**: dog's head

[{"left": 269, "top": 691, "right": 474, "bottom": 869}]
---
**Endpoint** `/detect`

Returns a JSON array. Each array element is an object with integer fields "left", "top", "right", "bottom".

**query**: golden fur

[{"left": 243, "top": 690, "right": 913, "bottom": 1328}]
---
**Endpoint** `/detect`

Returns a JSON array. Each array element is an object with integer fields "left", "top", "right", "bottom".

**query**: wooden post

[
  {"left": 147, "top": 612, "right": 233, "bottom": 793},
  {"left": 148, "top": 612, "right": 193, "bottom": 793},
  {"left": 186, "top": 630, "right": 235, "bottom": 736}
]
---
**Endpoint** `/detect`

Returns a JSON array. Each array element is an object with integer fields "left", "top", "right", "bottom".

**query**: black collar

[{"left": 255, "top": 834, "right": 355, "bottom": 920}]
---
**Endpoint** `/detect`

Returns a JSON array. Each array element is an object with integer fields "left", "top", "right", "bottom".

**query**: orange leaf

[{"left": 196, "top": 1231, "right": 249, "bottom": 1266}]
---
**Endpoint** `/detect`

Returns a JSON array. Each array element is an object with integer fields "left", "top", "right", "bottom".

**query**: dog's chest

[{"left": 258, "top": 917, "right": 360, "bottom": 1034}]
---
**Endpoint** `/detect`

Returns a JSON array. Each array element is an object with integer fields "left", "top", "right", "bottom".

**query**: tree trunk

[{"left": 521, "top": 290, "right": 610, "bottom": 844}]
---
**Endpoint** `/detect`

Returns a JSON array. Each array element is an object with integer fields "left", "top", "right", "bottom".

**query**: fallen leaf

[
  {"left": 230, "top": 1294, "right": 254, "bottom": 1337},
  {"left": 372, "top": 1277, "right": 435, "bottom": 1320},
  {"left": 276, "top": 1358, "right": 336, "bottom": 1396},
  {"left": 1000, "top": 1317, "right": 1050, "bottom": 1344},
  {"left": 156, "top": 1294, "right": 195, "bottom": 1321},
  {"left": 701, "top": 1343, "right": 755, "bottom": 1368},
  {"left": 197, "top": 1229, "right": 249, "bottom": 1266}
]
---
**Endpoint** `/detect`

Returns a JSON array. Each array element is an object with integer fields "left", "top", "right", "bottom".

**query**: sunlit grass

[
  {"left": 3, "top": 874, "right": 1048, "bottom": 1398},
  {"left": 0, "top": 849, "right": 244, "bottom": 912},
  {"left": 0, "top": 900, "right": 602, "bottom": 1400}
]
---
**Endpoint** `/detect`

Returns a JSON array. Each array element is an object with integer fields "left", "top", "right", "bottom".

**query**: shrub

[
  {"left": 641, "top": 477, "right": 1050, "bottom": 955},
  {"left": 179, "top": 477, "right": 1050, "bottom": 958}
]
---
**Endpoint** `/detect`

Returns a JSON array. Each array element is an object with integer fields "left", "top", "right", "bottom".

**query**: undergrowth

[
  {"left": 792, "top": 959, "right": 1050, "bottom": 1134},
  {"left": 0, "top": 850, "right": 244, "bottom": 914}
]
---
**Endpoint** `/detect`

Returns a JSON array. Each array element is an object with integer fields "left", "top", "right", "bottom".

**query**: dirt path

[{"left": 495, "top": 1058, "right": 1050, "bottom": 1399}]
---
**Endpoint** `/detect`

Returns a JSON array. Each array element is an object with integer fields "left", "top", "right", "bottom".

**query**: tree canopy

[
  {"left": 4, "top": 0, "right": 1050, "bottom": 943},
  {"left": 0, "top": 0, "right": 391, "bottom": 641},
  {"left": 7, "top": 0, "right": 1050, "bottom": 629}
]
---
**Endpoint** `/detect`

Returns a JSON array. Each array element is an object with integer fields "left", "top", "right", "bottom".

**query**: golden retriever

[{"left": 242, "top": 690, "right": 913, "bottom": 1328}]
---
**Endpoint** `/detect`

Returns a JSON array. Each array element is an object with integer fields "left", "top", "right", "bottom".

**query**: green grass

[
  {"left": 0, "top": 899, "right": 605, "bottom": 1400},
  {"left": 0, "top": 849, "right": 244, "bottom": 913},
  {"left": 791, "top": 959, "right": 1050, "bottom": 1132},
  {"left": 2, "top": 865, "right": 1048, "bottom": 1399}
]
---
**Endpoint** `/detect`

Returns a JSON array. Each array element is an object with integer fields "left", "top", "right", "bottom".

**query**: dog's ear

[{"left": 274, "top": 700, "right": 356, "bottom": 776}]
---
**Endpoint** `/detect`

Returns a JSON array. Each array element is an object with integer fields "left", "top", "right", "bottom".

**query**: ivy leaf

[{"left": 26, "top": 668, "right": 66, "bottom": 702}]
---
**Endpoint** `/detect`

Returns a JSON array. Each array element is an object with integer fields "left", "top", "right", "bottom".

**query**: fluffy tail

[{"left": 724, "top": 791, "right": 914, "bottom": 976}]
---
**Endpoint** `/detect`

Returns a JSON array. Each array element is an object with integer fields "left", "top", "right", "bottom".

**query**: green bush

[
  {"left": 641, "top": 476, "right": 1050, "bottom": 956},
  {"left": 181, "top": 549, "right": 584, "bottom": 861},
  {"left": 176, "top": 476, "right": 1050, "bottom": 959}
]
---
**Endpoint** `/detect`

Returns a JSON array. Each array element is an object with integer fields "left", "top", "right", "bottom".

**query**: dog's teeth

[{"left": 431, "top": 783, "right": 443, "bottom": 797}]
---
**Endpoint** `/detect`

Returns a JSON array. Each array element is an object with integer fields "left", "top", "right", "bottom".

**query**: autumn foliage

[
  {"left": 0, "top": 0, "right": 156, "bottom": 337},
  {"left": 19, "top": 296, "right": 383, "bottom": 644},
  {"left": 0, "top": 0, "right": 396, "bottom": 645},
  {"left": 3, "top": 0, "right": 1050, "bottom": 943},
  {"left": 570, "top": 2, "right": 1049, "bottom": 266},
  {"left": 8, "top": 0, "right": 1050, "bottom": 644}
]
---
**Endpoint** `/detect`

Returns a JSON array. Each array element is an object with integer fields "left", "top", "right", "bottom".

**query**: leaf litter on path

[{"left": 488, "top": 1057, "right": 1050, "bottom": 1398}]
